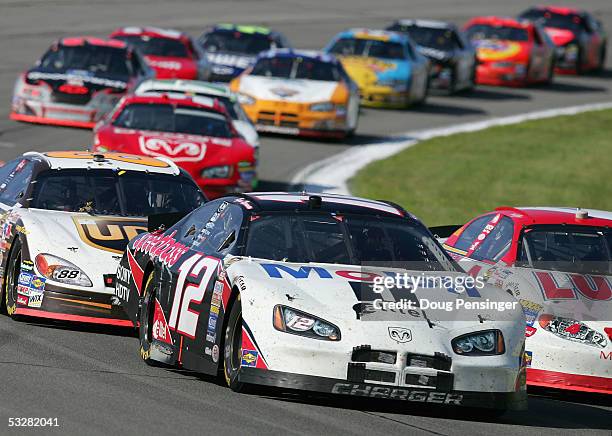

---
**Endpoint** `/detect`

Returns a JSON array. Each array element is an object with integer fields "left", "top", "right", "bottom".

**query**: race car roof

[
  {"left": 59, "top": 36, "right": 127, "bottom": 49},
  {"left": 532, "top": 5, "right": 582, "bottom": 15},
  {"left": 26, "top": 151, "right": 181, "bottom": 175},
  {"left": 110, "top": 26, "right": 187, "bottom": 40},
  {"left": 465, "top": 16, "right": 532, "bottom": 30},
  {"left": 234, "top": 192, "right": 412, "bottom": 219},
  {"left": 211, "top": 23, "right": 273, "bottom": 35},
  {"left": 135, "top": 79, "right": 233, "bottom": 99},
  {"left": 258, "top": 48, "right": 338, "bottom": 64},
  {"left": 119, "top": 93, "right": 228, "bottom": 115},
  {"left": 393, "top": 19, "right": 455, "bottom": 29},
  {"left": 495, "top": 206, "right": 612, "bottom": 227},
  {"left": 335, "top": 28, "right": 408, "bottom": 44}
]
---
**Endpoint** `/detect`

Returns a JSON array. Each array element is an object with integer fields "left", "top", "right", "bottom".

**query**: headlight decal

[
  {"left": 34, "top": 253, "right": 93, "bottom": 287},
  {"left": 451, "top": 329, "right": 504, "bottom": 356},
  {"left": 273, "top": 305, "right": 341, "bottom": 341}
]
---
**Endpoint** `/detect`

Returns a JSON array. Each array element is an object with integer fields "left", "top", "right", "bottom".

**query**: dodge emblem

[{"left": 388, "top": 327, "right": 412, "bottom": 343}]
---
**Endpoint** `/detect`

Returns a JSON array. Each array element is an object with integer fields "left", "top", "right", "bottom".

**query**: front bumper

[
  {"left": 358, "top": 85, "right": 411, "bottom": 108},
  {"left": 12, "top": 283, "right": 132, "bottom": 327},
  {"left": 11, "top": 97, "right": 112, "bottom": 129},
  {"left": 243, "top": 99, "right": 349, "bottom": 138},
  {"left": 238, "top": 367, "right": 527, "bottom": 410},
  {"left": 475, "top": 64, "right": 528, "bottom": 87},
  {"left": 527, "top": 368, "right": 612, "bottom": 394}
]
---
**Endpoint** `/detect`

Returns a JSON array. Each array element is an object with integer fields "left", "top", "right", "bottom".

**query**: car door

[
  {"left": 164, "top": 199, "right": 243, "bottom": 372},
  {"left": 530, "top": 26, "right": 548, "bottom": 79}
]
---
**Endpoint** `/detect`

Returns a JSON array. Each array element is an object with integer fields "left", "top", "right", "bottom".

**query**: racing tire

[
  {"left": 544, "top": 59, "right": 555, "bottom": 85},
  {"left": 3, "top": 239, "right": 23, "bottom": 320},
  {"left": 138, "top": 273, "right": 161, "bottom": 366},
  {"left": 223, "top": 294, "right": 250, "bottom": 393},
  {"left": 576, "top": 49, "right": 586, "bottom": 75},
  {"left": 595, "top": 45, "right": 607, "bottom": 72}
]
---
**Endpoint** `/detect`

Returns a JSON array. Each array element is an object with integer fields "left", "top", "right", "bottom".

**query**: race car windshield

[
  {"left": 113, "top": 35, "right": 189, "bottom": 57},
  {"left": 201, "top": 31, "right": 273, "bottom": 55},
  {"left": 520, "top": 10, "right": 584, "bottom": 33},
  {"left": 245, "top": 213, "right": 455, "bottom": 270},
  {"left": 30, "top": 169, "right": 205, "bottom": 217},
  {"left": 519, "top": 226, "right": 612, "bottom": 274},
  {"left": 113, "top": 103, "right": 233, "bottom": 137},
  {"left": 328, "top": 38, "right": 406, "bottom": 60},
  {"left": 40, "top": 45, "right": 130, "bottom": 76},
  {"left": 139, "top": 90, "right": 240, "bottom": 119},
  {"left": 388, "top": 25, "right": 460, "bottom": 51},
  {"left": 251, "top": 57, "right": 340, "bottom": 81},
  {"left": 465, "top": 25, "right": 529, "bottom": 42}
]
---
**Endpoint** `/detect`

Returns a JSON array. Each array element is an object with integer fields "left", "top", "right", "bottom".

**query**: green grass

[{"left": 350, "top": 108, "right": 612, "bottom": 226}]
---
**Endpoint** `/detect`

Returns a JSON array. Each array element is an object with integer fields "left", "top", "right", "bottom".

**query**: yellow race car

[{"left": 324, "top": 28, "right": 430, "bottom": 108}]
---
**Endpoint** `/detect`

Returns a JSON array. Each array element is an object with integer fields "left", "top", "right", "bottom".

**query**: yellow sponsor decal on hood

[
  {"left": 475, "top": 40, "right": 522, "bottom": 61},
  {"left": 73, "top": 216, "right": 147, "bottom": 254},
  {"left": 338, "top": 56, "right": 396, "bottom": 87}
]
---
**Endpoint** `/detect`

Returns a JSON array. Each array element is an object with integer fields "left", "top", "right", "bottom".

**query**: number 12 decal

[{"left": 168, "top": 253, "right": 220, "bottom": 339}]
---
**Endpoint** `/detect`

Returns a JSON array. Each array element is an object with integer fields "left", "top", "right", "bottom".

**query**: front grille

[
  {"left": 52, "top": 91, "right": 91, "bottom": 105},
  {"left": 405, "top": 372, "right": 453, "bottom": 391},
  {"left": 406, "top": 353, "right": 452, "bottom": 371},
  {"left": 279, "top": 120, "right": 298, "bottom": 128},
  {"left": 348, "top": 363, "right": 396, "bottom": 383},
  {"left": 352, "top": 346, "right": 397, "bottom": 364}
]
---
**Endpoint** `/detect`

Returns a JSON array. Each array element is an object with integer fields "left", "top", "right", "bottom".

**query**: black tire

[
  {"left": 596, "top": 45, "right": 606, "bottom": 72},
  {"left": 3, "top": 239, "right": 23, "bottom": 320},
  {"left": 223, "top": 294, "right": 248, "bottom": 392},
  {"left": 576, "top": 48, "right": 586, "bottom": 75},
  {"left": 138, "top": 273, "right": 159, "bottom": 366},
  {"left": 449, "top": 66, "right": 458, "bottom": 94},
  {"left": 544, "top": 59, "right": 555, "bottom": 85}
]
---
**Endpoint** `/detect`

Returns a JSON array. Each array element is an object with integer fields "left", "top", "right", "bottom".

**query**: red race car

[
  {"left": 110, "top": 27, "right": 211, "bottom": 80},
  {"left": 464, "top": 17, "right": 556, "bottom": 86},
  {"left": 519, "top": 6, "right": 607, "bottom": 74},
  {"left": 93, "top": 93, "right": 256, "bottom": 199}
]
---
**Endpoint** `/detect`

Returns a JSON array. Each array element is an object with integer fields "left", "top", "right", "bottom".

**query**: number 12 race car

[
  {"left": 441, "top": 207, "right": 612, "bottom": 394},
  {"left": 0, "top": 152, "right": 204, "bottom": 325},
  {"left": 115, "top": 192, "right": 527, "bottom": 412}
]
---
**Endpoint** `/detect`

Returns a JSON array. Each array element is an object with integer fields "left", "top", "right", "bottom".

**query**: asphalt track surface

[{"left": 0, "top": 1, "right": 611, "bottom": 435}]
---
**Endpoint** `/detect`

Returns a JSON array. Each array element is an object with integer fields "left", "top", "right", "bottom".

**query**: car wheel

[
  {"left": 138, "top": 273, "right": 160, "bottom": 366},
  {"left": 449, "top": 66, "right": 458, "bottom": 94},
  {"left": 223, "top": 294, "right": 248, "bottom": 392},
  {"left": 544, "top": 59, "right": 555, "bottom": 85},
  {"left": 4, "top": 239, "right": 23, "bottom": 320},
  {"left": 576, "top": 48, "right": 586, "bottom": 75},
  {"left": 596, "top": 45, "right": 606, "bottom": 72}
]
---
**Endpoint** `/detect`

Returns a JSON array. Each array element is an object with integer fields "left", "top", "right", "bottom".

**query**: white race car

[
  {"left": 0, "top": 151, "right": 205, "bottom": 325},
  {"left": 133, "top": 79, "right": 260, "bottom": 148},
  {"left": 116, "top": 192, "right": 527, "bottom": 412},
  {"left": 441, "top": 206, "right": 612, "bottom": 394},
  {"left": 229, "top": 49, "right": 360, "bottom": 138}
]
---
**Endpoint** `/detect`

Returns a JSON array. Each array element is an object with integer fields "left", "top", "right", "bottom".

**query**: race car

[
  {"left": 10, "top": 36, "right": 154, "bottom": 128},
  {"left": 0, "top": 151, "right": 205, "bottom": 326},
  {"left": 92, "top": 93, "right": 257, "bottom": 199},
  {"left": 109, "top": 27, "right": 211, "bottom": 80},
  {"left": 440, "top": 207, "right": 612, "bottom": 394},
  {"left": 464, "top": 17, "right": 556, "bottom": 87},
  {"left": 324, "top": 29, "right": 430, "bottom": 108},
  {"left": 519, "top": 6, "right": 607, "bottom": 74},
  {"left": 114, "top": 192, "right": 527, "bottom": 412},
  {"left": 198, "top": 24, "right": 291, "bottom": 82},
  {"left": 387, "top": 20, "right": 476, "bottom": 93},
  {"left": 133, "top": 79, "right": 259, "bottom": 148},
  {"left": 229, "top": 49, "right": 360, "bottom": 138}
]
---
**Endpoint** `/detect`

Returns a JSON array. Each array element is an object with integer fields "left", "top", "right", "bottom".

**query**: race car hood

[
  {"left": 98, "top": 127, "right": 254, "bottom": 175},
  {"left": 24, "top": 66, "right": 128, "bottom": 95},
  {"left": 143, "top": 55, "right": 197, "bottom": 79},
  {"left": 206, "top": 51, "right": 255, "bottom": 77},
  {"left": 237, "top": 76, "right": 339, "bottom": 104},
  {"left": 227, "top": 258, "right": 524, "bottom": 328},
  {"left": 544, "top": 27, "right": 576, "bottom": 47},
  {"left": 472, "top": 39, "right": 530, "bottom": 63},
  {"left": 336, "top": 55, "right": 409, "bottom": 89},
  {"left": 17, "top": 208, "right": 147, "bottom": 293}
]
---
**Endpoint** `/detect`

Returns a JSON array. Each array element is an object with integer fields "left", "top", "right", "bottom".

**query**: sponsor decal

[
  {"left": 17, "top": 284, "right": 31, "bottom": 296},
  {"left": 152, "top": 298, "right": 173, "bottom": 345},
  {"left": 211, "top": 280, "right": 223, "bottom": 307},
  {"left": 210, "top": 305, "right": 219, "bottom": 315},
  {"left": 205, "top": 346, "right": 212, "bottom": 355},
  {"left": 20, "top": 260, "right": 34, "bottom": 272},
  {"left": 16, "top": 294, "right": 28, "bottom": 306},
  {"left": 474, "top": 40, "right": 522, "bottom": 61},
  {"left": 26, "top": 71, "right": 127, "bottom": 89},
  {"left": 45, "top": 151, "right": 171, "bottom": 168},
  {"left": 31, "top": 277, "right": 45, "bottom": 290},
  {"left": 147, "top": 59, "right": 182, "bottom": 70},
  {"left": 207, "top": 312, "right": 218, "bottom": 331},
  {"left": 467, "top": 214, "right": 501, "bottom": 255},
  {"left": 139, "top": 136, "right": 207, "bottom": 162},
  {"left": 534, "top": 271, "right": 612, "bottom": 301},
  {"left": 524, "top": 351, "right": 533, "bottom": 367},
  {"left": 525, "top": 326, "right": 537, "bottom": 337},
  {"left": 211, "top": 344, "right": 219, "bottom": 363},
  {"left": 73, "top": 216, "right": 147, "bottom": 254},
  {"left": 600, "top": 351, "right": 612, "bottom": 361},
  {"left": 115, "top": 264, "right": 131, "bottom": 302},
  {"left": 241, "top": 349, "right": 259, "bottom": 367},
  {"left": 388, "top": 327, "right": 412, "bottom": 343},
  {"left": 206, "top": 332, "right": 216, "bottom": 343},
  {"left": 539, "top": 316, "right": 608, "bottom": 348},
  {"left": 270, "top": 87, "right": 299, "bottom": 98},
  {"left": 207, "top": 53, "right": 252, "bottom": 69},
  {"left": 28, "top": 291, "right": 44, "bottom": 308},
  {"left": 18, "top": 271, "right": 33, "bottom": 287},
  {"left": 193, "top": 202, "right": 229, "bottom": 246},
  {"left": 331, "top": 383, "right": 463, "bottom": 404},
  {"left": 133, "top": 230, "right": 190, "bottom": 268},
  {"left": 520, "top": 299, "right": 543, "bottom": 328}
]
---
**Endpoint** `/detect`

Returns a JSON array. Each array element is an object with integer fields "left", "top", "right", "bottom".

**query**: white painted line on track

[{"left": 292, "top": 101, "right": 612, "bottom": 195}]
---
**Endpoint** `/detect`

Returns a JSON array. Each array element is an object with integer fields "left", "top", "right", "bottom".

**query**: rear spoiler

[
  {"left": 428, "top": 225, "right": 462, "bottom": 241},
  {"left": 147, "top": 211, "right": 188, "bottom": 232}
]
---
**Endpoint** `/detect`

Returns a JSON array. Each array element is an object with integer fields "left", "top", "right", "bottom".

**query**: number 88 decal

[{"left": 168, "top": 254, "right": 220, "bottom": 339}]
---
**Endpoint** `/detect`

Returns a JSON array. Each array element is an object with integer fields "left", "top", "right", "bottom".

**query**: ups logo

[{"left": 73, "top": 216, "right": 147, "bottom": 254}]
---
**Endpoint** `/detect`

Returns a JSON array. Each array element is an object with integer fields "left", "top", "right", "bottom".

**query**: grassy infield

[{"left": 350, "top": 108, "right": 612, "bottom": 226}]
